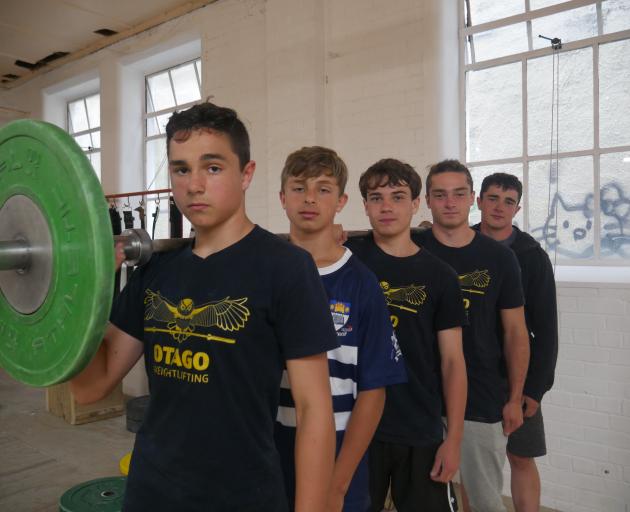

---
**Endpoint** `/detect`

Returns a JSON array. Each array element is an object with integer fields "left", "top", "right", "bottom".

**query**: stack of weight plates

[
  {"left": 126, "top": 395, "right": 149, "bottom": 433},
  {"left": 59, "top": 476, "right": 126, "bottom": 512}
]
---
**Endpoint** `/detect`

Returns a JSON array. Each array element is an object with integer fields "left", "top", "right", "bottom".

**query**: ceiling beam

[{"left": 1, "top": 0, "right": 218, "bottom": 90}]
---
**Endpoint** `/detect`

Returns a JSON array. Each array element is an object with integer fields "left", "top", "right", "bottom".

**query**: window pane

[
  {"left": 89, "top": 151, "right": 101, "bottom": 181},
  {"left": 473, "top": 23, "right": 529, "bottom": 61},
  {"left": 170, "top": 63, "right": 201, "bottom": 105},
  {"left": 466, "top": 37, "right": 473, "bottom": 64},
  {"left": 469, "top": 163, "right": 525, "bottom": 228},
  {"left": 146, "top": 113, "right": 172, "bottom": 137},
  {"left": 469, "top": 0, "right": 524, "bottom": 25},
  {"left": 73, "top": 133, "right": 92, "bottom": 151},
  {"left": 85, "top": 94, "right": 100, "bottom": 129},
  {"left": 532, "top": 5, "right": 598, "bottom": 50},
  {"left": 146, "top": 116, "right": 160, "bottom": 138},
  {"left": 146, "top": 72, "right": 176, "bottom": 113},
  {"left": 68, "top": 99, "right": 88, "bottom": 133},
  {"left": 529, "top": 156, "right": 594, "bottom": 259},
  {"left": 600, "top": 152, "right": 630, "bottom": 259},
  {"left": 145, "top": 137, "right": 169, "bottom": 190},
  {"left": 91, "top": 130, "right": 101, "bottom": 150},
  {"left": 530, "top": 0, "right": 568, "bottom": 9},
  {"left": 527, "top": 47, "right": 593, "bottom": 155},
  {"left": 602, "top": 0, "right": 630, "bottom": 33},
  {"left": 195, "top": 60, "right": 202, "bottom": 84},
  {"left": 467, "top": 62, "right": 522, "bottom": 161},
  {"left": 600, "top": 39, "right": 630, "bottom": 148}
]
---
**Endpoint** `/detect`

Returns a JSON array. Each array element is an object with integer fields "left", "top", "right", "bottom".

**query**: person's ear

[{"left": 241, "top": 160, "right": 256, "bottom": 191}]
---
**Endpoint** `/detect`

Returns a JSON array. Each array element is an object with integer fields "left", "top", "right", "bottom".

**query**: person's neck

[
  {"left": 431, "top": 222, "right": 475, "bottom": 248},
  {"left": 373, "top": 229, "right": 419, "bottom": 257},
  {"left": 479, "top": 221, "right": 514, "bottom": 242},
  {"left": 289, "top": 225, "right": 345, "bottom": 268},
  {"left": 192, "top": 211, "right": 254, "bottom": 258}
]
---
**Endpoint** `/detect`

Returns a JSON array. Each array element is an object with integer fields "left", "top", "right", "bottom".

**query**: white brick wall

[{"left": 504, "top": 283, "right": 630, "bottom": 512}]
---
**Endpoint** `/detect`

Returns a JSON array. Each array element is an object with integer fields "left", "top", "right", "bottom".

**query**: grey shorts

[
  {"left": 507, "top": 405, "right": 547, "bottom": 458},
  {"left": 459, "top": 420, "right": 507, "bottom": 512}
]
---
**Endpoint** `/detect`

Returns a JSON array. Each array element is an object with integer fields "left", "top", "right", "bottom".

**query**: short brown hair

[
  {"left": 280, "top": 146, "right": 348, "bottom": 194},
  {"left": 166, "top": 102, "right": 249, "bottom": 169},
  {"left": 426, "top": 159, "right": 473, "bottom": 193},
  {"left": 359, "top": 158, "right": 422, "bottom": 200},
  {"left": 480, "top": 173, "right": 522, "bottom": 203}
]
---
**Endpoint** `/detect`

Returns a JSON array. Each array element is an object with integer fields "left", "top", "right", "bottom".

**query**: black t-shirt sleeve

[
  {"left": 109, "top": 264, "right": 147, "bottom": 341},
  {"left": 497, "top": 249, "right": 525, "bottom": 309},
  {"left": 435, "top": 265, "right": 468, "bottom": 331},
  {"left": 272, "top": 251, "right": 338, "bottom": 360}
]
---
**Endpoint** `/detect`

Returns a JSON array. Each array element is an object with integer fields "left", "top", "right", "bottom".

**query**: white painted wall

[{"left": 0, "top": 0, "right": 628, "bottom": 510}]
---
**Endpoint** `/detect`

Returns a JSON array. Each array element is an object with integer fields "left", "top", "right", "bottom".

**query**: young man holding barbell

[{"left": 71, "top": 102, "right": 338, "bottom": 512}]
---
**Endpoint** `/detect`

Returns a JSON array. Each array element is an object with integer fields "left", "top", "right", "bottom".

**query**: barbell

[
  {"left": 0, "top": 120, "right": 195, "bottom": 387},
  {"left": 0, "top": 119, "right": 395, "bottom": 387}
]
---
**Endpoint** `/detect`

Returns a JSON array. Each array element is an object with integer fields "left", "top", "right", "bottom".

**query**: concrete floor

[
  {"left": 0, "top": 369, "right": 134, "bottom": 512},
  {"left": 0, "top": 369, "right": 557, "bottom": 512}
]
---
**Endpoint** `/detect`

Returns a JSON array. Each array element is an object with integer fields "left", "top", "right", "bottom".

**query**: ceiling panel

[
  {"left": 0, "top": 0, "right": 207, "bottom": 86},
  {"left": 60, "top": 0, "right": 195, "bottom": 27}
]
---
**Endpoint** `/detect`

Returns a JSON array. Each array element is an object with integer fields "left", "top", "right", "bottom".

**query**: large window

[
  {"left": 68, "top": 93, "right": 101, "bottom": 180},
  {"left": 144, "top": 59, "right": 202, "bottom": 238},
  {"left": 462, "top": 0, "right": 630, "bottom": 263}
]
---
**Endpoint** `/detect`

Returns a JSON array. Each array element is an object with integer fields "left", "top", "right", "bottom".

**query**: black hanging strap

[{"left": 169, "top": 196, "right": 183, "bottom": 238}]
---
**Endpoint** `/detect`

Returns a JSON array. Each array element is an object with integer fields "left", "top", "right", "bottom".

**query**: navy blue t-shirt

[
  {"left": 346, "top": 234, "right": 467, "bottom": 446},
  {"left": 110, "top": 226, "right": 338, "bottom": 512},
  {"left": 275, "top": 249, "right": 407, "bottom": 512},
  {"left": 413, "top": 229, "right": 524, "bottom": 422}
]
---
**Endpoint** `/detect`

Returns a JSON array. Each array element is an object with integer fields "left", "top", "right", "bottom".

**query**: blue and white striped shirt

[{"left": 275, "top": 249, "right": 407, "bottom": 510}]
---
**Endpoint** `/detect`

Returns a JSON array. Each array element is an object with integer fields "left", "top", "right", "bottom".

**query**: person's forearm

[
  {"left": 69, "top": 341, "right": 109, "bottom": 404},
  {"left": 442, "top": 355, "right": 467, "bottom": 442},
  {"left": 505, "top": 325, "right": 530, "bottom": 402},
  {"left": 332, "top": 389, "right": 385, "bottom": 494},
  {"left": 294, "top": 401, "right": 336, "bottom": 512}
]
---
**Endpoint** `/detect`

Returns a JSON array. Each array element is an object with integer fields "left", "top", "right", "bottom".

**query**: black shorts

[
  {"left": 368, "top": 440, "right": 457, "bottom": 512},
  {"left": 507, "top": 405, "right": 547, "bottom": 458}
]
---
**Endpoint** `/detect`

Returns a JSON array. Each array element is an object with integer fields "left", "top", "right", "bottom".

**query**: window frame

[
  {"left": 459, "top": 0, "right": 630, "bottom": 266},
  {"left": 143, "top": 57, "right": 202, "bottom": 191},
  {"left": 67, "top": 92, "right": 101, "bottom": 178}
]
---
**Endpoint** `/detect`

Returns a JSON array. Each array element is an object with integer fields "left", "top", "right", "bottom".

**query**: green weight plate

[
  {"left": 0, "top": 119, "right": 114, "bottom": 387},
  {"left": 59, "top": 476, "right": 126, "bottom": 512}
]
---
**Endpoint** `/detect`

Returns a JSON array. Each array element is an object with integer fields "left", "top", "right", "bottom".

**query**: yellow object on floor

[{"left": 119, "top": 452, "right": 132, "bottom": 476}]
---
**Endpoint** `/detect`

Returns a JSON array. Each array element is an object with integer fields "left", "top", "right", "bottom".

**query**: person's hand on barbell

[{"left": 115, "top": 242, "right": 126, "bottom": 271}]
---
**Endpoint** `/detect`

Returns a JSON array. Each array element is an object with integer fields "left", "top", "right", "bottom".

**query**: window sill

[{"left": 554, "top": 265, "right": 630, "bottom": 285}]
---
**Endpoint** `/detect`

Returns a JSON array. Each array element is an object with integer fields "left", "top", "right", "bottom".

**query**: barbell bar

[
  {"left": 0, "top": 229, "right": 188, "bottom": 272},
  {"left": 0, "top": 118, "right": 382, "bottom": 388}
]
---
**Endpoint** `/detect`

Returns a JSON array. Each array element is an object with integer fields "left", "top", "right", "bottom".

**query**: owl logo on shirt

[
  {"left": 379, "top": 281, "right": 427, "bottom": 314},
  {"left": 458, "top": 269, "right": 490, "bottom": 296},
  {"left": 143, "top": 289, "right": 250, "bottom": 343}
]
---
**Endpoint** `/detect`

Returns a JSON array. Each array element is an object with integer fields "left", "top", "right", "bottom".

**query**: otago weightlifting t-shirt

[
  {"left": 275, "top": 248, "right": 407, "bottom": 511},
  {"left": 346, "top": 234, "right": 467, "bottom": 446},
  {"left": 110, "top": 226, "right": 338, "bottom": 512},
  {"left": 413, "top": 229, "right": 524, "bottom": 423}
]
